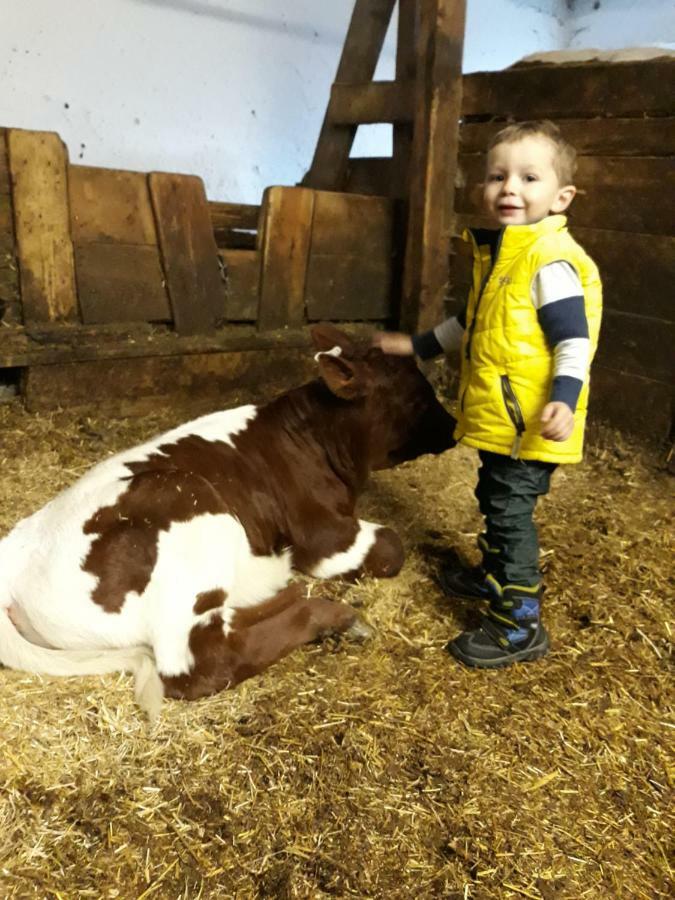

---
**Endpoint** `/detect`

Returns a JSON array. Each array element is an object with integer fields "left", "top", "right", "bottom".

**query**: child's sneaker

[{"left": 446, "top": 584, "right": 549, "bottom": 668}]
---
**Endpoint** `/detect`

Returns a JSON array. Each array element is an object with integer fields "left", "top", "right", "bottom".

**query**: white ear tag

[{"left": 313, "top": 345, "right": 343, "bottom": 362}]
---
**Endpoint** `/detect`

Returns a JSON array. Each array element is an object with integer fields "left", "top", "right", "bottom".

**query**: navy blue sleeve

[
  {"left": 551, "top": 375, "right": 583, "bottom": 411},
  {"left": 537, "top": 296, "right": 589, "bottom": 345},
  {"left": 412, "top": 330, "right": 444, "bottom": 360}
]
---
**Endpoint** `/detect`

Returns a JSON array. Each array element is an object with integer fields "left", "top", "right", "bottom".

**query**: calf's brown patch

[
  {"left": 194, "top": 588, "right": 227, "bottom": 615},
  {"left": 83, "top": 469, "right": 226, "bottom": 612}
]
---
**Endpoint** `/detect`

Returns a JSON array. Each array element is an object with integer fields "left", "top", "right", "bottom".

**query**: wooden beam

[
  {"left": 0, "top": 258, "right": 21, "bottom": 327},
  {"left": 257, "top": 186, "right": 315, "bottom": 331},
  {"left": 0, "top": 132, "right": 21, "bottom": 326},
  {"left": 8, "top": 129, "right": 78, "bottom": 323},
  {"left": 401, "top": 0, "right": 466, "bottom": 333},
  {"left": 0, "top": 321, "right": 377, "bottom": 371},
  {"left": 208, "top": 201, "right": 261, "bottom": 231},
  {"left": 149, "top": 172, "right": 225, "bottom": 335},
  {"left": 304, "top": 0, "right": 397, "bottom": 191},
  {"left": 391, "top": 0, "right": 417, "bottom": 200},
  {"left": 21, "top": 347, "right": 319, "bottom": 415},
  {"left": 0, "top": 128, "right": 9, "bottom": 184},
  {"left": 344, "top": 158, "right": 394, "bottom": 196},
  {"left": 462, "top": 60, "right": 675, "bottom": 120},
  {"left": 460, "top": 117, "right": 675, "bottom": 157},
  {"left": 328, "top": 81, "right": 414, "bottom": 125}
]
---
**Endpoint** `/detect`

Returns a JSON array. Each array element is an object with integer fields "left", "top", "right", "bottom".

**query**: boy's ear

[
  {"left": 551, "top": 184, "right": 577, "bottom": 213},
  {"left": 317, "top": 353, "right": 365, "bottom": 400}
]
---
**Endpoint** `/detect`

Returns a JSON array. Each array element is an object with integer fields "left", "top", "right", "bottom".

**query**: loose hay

[{"left": 0, "top": 397, "right": 672, "bottom": 899}]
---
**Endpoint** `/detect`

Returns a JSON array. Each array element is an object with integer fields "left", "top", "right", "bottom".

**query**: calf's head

[{"left": 311, "top": 324, "right": 457, "bottom": 470}]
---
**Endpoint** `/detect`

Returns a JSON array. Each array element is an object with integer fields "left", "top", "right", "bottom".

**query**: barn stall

[{"left": 1, "top": 0, "right": 673, "bottom": 897}]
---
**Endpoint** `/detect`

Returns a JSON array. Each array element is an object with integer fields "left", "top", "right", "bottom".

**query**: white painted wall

[
  {"left": 464, "top": 0, "right": 567, "bottom": 72},
  {"left": 1, "top": 0, "right": 365, "bottom": 202},
  {"left": 0, "top": 1, "right": 671, "bottom": 203},
  {"left": 566, "top": 0, "right": 675, "bottom": 52}
]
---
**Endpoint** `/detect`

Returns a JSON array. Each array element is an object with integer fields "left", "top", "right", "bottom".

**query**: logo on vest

[{"left": 498, "top": 276, "right": 512, "bottom": 286}]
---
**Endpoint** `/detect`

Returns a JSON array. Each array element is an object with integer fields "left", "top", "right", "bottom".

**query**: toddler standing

[{"left": 376, "top": 120, "right": 603, "bottom": 667}]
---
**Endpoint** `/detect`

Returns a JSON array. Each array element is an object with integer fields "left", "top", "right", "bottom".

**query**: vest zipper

[
  {"left": 460, "top": 228, "right": 505, "bottom": 413},
  {"left": 500, "top": 375, "right": 526, "bottom": 459}
]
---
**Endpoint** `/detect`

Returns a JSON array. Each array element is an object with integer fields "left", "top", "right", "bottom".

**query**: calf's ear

[
  {"left": 317, "top": 353, "right": 365, "bottom": 400},
  {"left": 310, "top": 323, "right": 356, "bottom": 357}
]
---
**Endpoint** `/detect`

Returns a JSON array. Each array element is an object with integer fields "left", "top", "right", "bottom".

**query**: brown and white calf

[{"left": 0, "top": 325, "right": 455, "bottom": 717}]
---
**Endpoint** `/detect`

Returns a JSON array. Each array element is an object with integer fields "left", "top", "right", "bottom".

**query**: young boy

[{"left": 376, "top": 120, "right": 602, "bottom": 668}]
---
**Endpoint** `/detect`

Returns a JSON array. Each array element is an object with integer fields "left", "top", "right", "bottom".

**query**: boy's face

[{"left": 483, "top": 135, "right": 576, "bottom": 226}]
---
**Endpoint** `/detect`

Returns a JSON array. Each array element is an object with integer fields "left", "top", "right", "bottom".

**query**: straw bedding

[{"left": 0, "top": 392, "right": 672, "bottom": 899}]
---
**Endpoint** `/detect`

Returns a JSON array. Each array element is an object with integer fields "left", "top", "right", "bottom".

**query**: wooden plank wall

[
  {"left": 256, "top": 186, "right": 394, "bottom": 329},
  {"left": 452, "top": 58, "right": 674, "bottom": 443},
  {"left": 149, "top": 173, "right": 224, "bottom": 335},
  {"left": 69, "top": 165, "right": 170, "bottom": 325},
  {"left": 0, "top": 130, "right": 21, "bottom": 326},
  {"left": 8, "top": 130, "right": 79, "bottom": 323},
  {"left": 210, "top": 202, "right": 262, "bottom": 323}
]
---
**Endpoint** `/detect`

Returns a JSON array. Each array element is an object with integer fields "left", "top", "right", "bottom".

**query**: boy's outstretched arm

[
  {"left": 374, "top": 312, "right": 466, "bottom": 360},
  {"left": 372, "top": 331, "right": 414, "bottom": 355}
]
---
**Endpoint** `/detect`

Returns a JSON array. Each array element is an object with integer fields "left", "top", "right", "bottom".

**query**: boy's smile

[{"left": 483, "top": 135, "right": 576, "bottom": 226}]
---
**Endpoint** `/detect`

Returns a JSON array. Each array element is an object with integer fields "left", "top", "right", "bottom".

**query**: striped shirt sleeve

[
  {"left": 532, "top": 261, "right": 590, "bottom": 412},
  {"left": 411, "top": 308, "right": 466, "bottom": 360}
]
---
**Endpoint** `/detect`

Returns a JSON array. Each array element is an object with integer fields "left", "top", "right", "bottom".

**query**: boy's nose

[{"left": 501, "top": 176, "right": 518, "bottom": 193}]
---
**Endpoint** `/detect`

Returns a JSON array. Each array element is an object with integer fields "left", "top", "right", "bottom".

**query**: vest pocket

[{"left": 500, "top": 375, "right": 526, "bottom": 459}]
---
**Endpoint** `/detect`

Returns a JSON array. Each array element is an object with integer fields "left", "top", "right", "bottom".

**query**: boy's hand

[
  {"left": 372, "top": 331, "right": 414, "bottom": 356},
  {"left": 540, "top": 401, "right": 574, "bottom": 442}
]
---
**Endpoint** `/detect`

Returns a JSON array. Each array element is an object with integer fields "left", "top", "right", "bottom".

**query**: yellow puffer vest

[{"left": 455, "top": 215, "right": 602, "bottom": 464}]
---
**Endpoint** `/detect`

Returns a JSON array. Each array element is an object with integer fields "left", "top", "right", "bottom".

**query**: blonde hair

[{"left": 488, "top": 120, "right": 577, "bottom": 185}]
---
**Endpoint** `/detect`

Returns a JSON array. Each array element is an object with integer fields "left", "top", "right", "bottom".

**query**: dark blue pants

[{"left": 475, "top": 451, "right": 557, "bottom": 588}]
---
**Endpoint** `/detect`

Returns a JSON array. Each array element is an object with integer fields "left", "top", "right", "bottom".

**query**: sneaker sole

[{"left": 447, "top": 631, "right": 550, "bottom": 669}]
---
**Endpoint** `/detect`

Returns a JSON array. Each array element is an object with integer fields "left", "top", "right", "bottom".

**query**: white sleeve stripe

[
  {"left": 433, "top": 316, "right": 464, "bottom": 354},
  {"left": 553, "top": 337, "right": 591, "bottom": 381},
  {"left": 532, "top": 260, "right": 583, "bottom": 309}
]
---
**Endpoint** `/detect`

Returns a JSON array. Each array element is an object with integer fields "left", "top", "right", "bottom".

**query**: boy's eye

[
  {"left": 524, "top": 174, "right": 538, "bottom": 183},
  {"left": 488, "top": 173, "right": 504, "bottom": 182}
]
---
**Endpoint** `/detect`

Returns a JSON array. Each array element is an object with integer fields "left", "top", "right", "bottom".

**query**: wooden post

[
  {"left": 257, "top": 187, "right": 315, "bottom": 331},
  {"left": 400, "top": 0, "right": 466, "bottom": 334},
  {"left": 8, "top": 129, "right": 78, "bottom": 323},
  {"left": 149, "top": 172, "right": 225, "bottom": 335},
  {"left": 391, "top": 0, "right": 417, "bottom": 198},
  {"left": 304, "top": 0, "right": 397, "bottom": 191},
  {"left": 0, "top": 129, "right": 21, "bottom": 326}
]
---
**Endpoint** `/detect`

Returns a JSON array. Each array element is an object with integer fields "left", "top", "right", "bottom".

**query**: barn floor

[{"left": 0, "top": 394, "right": 672, "bottom": 900}]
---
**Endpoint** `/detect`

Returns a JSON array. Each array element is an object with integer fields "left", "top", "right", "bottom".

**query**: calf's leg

[
  {"left": 306, "top": 519, "right": 405, "bottom": 581},
  {"left": 162, "top": 584, "right": 358, "bottom": 700}
]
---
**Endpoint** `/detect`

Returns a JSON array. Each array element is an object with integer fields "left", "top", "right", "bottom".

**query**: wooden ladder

[{"left": 303, "top": 0, "right": 466, "bottom": 333}]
